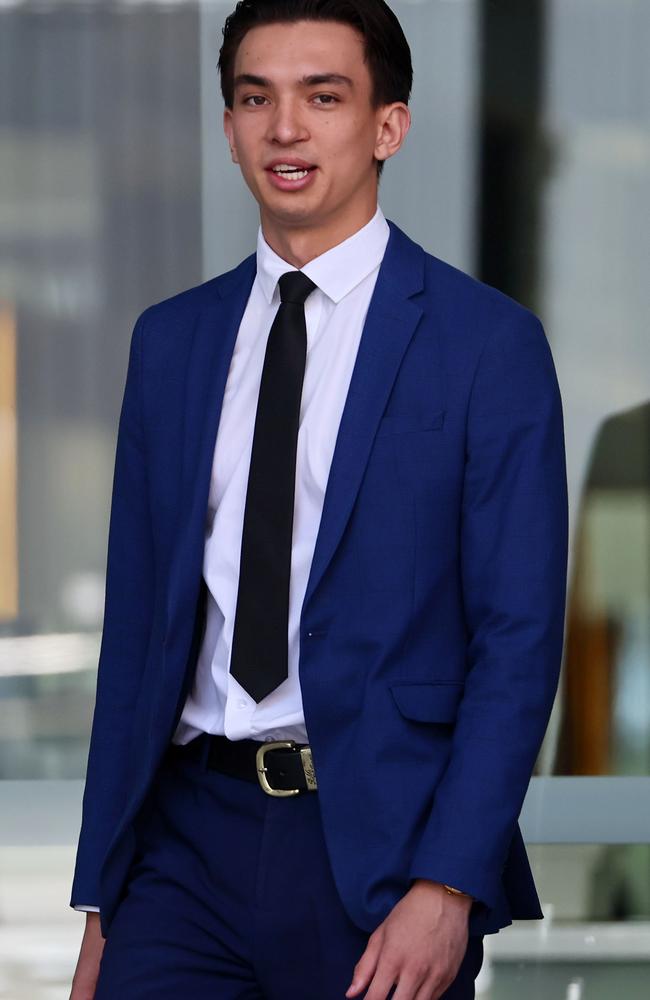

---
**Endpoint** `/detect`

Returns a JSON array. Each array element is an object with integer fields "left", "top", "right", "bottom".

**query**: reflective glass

[{"left": 0, "top": 0, "right": 648, "bottom": 996}]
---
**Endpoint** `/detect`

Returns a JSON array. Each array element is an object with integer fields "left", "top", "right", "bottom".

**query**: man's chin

[{"left": 260, "top": 199, "right": 324, "bottom": 229}]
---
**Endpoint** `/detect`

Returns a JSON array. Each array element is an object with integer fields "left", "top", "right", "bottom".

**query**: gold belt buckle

[{"left": 255, "top": 740, "right": 318, "bottom": 797}]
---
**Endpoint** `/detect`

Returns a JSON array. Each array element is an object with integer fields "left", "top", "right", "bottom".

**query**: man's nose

[{"left": 266, "top": 100, "right": 308, "bottom": 144}]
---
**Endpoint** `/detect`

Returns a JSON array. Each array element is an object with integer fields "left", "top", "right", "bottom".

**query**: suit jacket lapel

[
  {"left": 301, "top": 220, "right": 425, "bottom": 617},
  {"left": 165, "top": 253, "right": 256, "bottom": 646}
]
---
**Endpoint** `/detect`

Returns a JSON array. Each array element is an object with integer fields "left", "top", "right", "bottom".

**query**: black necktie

[{"left": 229, "top": 270, "right": 317, "bottom": 702}]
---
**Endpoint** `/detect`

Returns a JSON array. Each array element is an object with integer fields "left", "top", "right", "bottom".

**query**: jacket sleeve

[
  {"left": 408, "top": 310, "right": 569, "bottom": 911},
  {"left": 70, "top": 310, "right": 155, "bottom": 909}
]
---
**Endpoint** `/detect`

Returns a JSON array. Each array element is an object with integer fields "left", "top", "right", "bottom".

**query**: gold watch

[{"left": 443, "top": 883, "right": 473, "bottom": 899}]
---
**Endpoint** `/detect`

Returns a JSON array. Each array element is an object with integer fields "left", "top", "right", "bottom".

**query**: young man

[{"left": 70, "top": 2, "right": 568, "bottom": 998}]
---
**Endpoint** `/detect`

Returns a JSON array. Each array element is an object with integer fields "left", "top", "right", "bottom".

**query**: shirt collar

[{"left": 255, "top": 205, "right": 390, "bottom": 306}]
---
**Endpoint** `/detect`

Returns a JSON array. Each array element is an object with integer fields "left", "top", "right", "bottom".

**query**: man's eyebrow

[
  {"left": 233, "top": 72, "right": 354, "bottom": 89},
  {"left": 301, "top": 73, "right": 354, "bottom": 87},
  {"left": 233, "top": 73, "right": 271, "bottom": 89}
]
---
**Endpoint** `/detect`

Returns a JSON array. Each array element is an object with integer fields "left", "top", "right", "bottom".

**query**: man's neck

[{"left": 260, "top": 203, "right": 378, "bottom": 268}]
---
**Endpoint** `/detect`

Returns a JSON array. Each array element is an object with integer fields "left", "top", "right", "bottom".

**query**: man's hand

[
  {"left": 345, "top": 879, "right": 472, "bottom": 1000},
  {"left": 69, "top": 912, "right": 105, "bottom": 1000}
]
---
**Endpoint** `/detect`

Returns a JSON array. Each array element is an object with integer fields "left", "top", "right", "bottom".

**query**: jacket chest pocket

[{"left": 374, "top": 409, "right": 445, "bottom": 438}]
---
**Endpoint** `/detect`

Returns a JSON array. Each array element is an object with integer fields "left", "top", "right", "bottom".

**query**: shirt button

[{"left": 237, "top": 699, "right": 248, "bottom": 709}]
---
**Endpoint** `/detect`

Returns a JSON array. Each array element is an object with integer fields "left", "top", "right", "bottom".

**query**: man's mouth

[{"left": 267, "top": 162, "right": 317, "bottom": 181}]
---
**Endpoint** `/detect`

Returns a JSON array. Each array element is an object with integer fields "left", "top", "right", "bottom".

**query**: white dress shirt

[{"left": 172, "top": 205, "right": 390, "bottom": 747}]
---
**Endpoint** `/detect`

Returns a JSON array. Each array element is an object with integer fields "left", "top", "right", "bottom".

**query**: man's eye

[
  {"left": 243, "top": 95, "right": 267, "bottom": 106},
  {"left": 313, "top": 94, "right": 338, "bottom": 105}
]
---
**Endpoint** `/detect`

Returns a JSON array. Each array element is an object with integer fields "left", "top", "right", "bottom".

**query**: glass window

[{"left": 1, "top": 1, "right": 648, "bottom": 996}]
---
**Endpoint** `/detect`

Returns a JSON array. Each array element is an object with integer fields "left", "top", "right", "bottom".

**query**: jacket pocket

[
  {"left": 389, "top": 680, "right": 464, "bottom": 723},
  {"left": 375, "top": 409, "right": 445, "bottom": 437}
]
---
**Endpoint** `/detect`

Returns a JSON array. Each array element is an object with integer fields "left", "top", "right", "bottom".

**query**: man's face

[{"left": 223, "top": 19, "right": 389, "bottom": 238}]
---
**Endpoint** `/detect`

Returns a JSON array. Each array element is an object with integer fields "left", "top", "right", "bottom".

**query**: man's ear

[
  {"left": 374, "top": 102, "right": 411, "bottom": 166},
  {"left": 223, "top": 108, "right": 239, "bottom": 163}
]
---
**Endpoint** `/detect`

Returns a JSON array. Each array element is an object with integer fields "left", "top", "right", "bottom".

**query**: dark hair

[{"left": 218, "top": 0, "right": 412, "bottom": 179}]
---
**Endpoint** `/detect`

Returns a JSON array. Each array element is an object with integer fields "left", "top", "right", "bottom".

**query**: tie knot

[{"left": 278, "top": 270, "right": 317, "bottom": 305}]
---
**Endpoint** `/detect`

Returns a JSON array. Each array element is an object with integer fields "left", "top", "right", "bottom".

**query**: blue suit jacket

[{"left": 71, "top": 219, "right": 568, "bottom": 938}]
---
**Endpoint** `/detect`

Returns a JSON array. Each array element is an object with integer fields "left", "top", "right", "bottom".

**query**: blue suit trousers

[{"left": 95, "top": 736, "right": 484, "bottom": 999}]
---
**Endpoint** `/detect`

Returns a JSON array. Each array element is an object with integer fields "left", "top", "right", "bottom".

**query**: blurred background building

[{"left": 0, "top": 1, "right": 648, "bottom": 997}]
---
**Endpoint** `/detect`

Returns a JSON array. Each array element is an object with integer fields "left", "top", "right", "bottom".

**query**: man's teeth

[{"left": 272, "top": 165, "right": 311, "bottom": 180}]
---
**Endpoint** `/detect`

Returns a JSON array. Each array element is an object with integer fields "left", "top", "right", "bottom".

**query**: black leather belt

[{"left": 167, "top": 732, "right": 318, "bottom": 797}]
